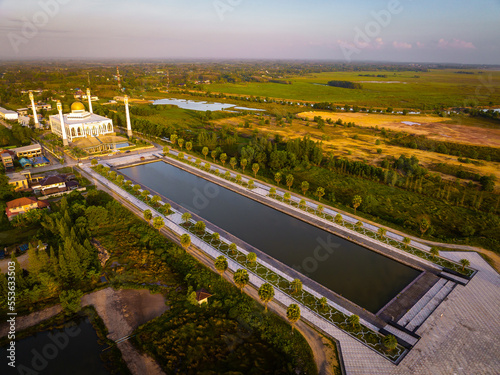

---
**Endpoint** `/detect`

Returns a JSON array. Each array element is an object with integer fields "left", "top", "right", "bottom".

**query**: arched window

[{"left": 71, "top": 128, "right": 76, "bottom": 137}]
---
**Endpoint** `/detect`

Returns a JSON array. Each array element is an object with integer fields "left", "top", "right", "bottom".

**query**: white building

[
  {"left": 0, "top": 107, "right": 19, "bottom": 121},
  {"left": 49, "top": 101, "right": 114, "bottom": 142}
]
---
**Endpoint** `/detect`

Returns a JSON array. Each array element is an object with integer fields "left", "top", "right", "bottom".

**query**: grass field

[
  {"left": 205, "top": 69, "right": 500, "bottom": 108},
  {"left": 214, "top": 114, "right": 500, "bottom": 183}
]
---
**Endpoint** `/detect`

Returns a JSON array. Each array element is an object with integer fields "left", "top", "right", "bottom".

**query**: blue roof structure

[
  {"left": 31, "top": 156, "right": 50, "bottom": 167},
  {"left": 19, "top": 157, "right": 32, "bottom": 168}
]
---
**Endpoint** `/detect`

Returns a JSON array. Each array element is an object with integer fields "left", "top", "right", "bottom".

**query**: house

[
  {"left": 0, "top": 107, "right": 19, "bottom": 121},
  {"left": 8, "top": 175, "right": 29, "bottom": 191},
  {"left": 19, "top": 158, "right": 32, "bottom": 169},
  {"left": 13, "top": 144, "right": 43, "bottom": 159},
  {"left": 5, "top": 197, "right": 49, "bottom": 221},
  {"left": 1, "top": 152, "right": 14, "bottom": 170},
  {"left": 37, "top": 175, "right": 67, "bottom": 195},
  {"left": 31, "top": 156, "right": 50, "bottom": 167},
  {"left": 195, "top": 288, "right": 212, "bottom": 305}
]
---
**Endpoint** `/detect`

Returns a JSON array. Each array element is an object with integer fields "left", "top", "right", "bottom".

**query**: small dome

[{"left": 71, "top": 102, "right": 85, "bottom": 112}]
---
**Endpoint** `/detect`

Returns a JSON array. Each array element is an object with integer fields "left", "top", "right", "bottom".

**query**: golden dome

[{"left": 71, "top": 101, "right": 85, "bottom": 112}]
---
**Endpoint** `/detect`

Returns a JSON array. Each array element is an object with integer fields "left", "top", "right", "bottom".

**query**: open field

[
  {"left": 206, "top": 69, "right": 500, "bottom": 108},
  {"left": 297, "top": 111, "right": 500, "bottom": 148},
  {"left": 214, "top": 115, "right": 500, "bottom": 182}
]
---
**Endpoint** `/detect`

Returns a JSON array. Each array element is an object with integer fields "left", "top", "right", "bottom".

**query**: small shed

[{"left": 195, "top": 288, "right": 212, "bottom": 305}]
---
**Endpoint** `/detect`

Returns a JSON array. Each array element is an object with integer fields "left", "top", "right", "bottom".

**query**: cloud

[
  {"left": 392, "top": 41, "right": 412, "bottom": 49},
  {"left": 337, "top": 37, "right": 384, "bottom": 50},
  {"left": 437, "top": 38, "right": 476, "bottom": 49}
]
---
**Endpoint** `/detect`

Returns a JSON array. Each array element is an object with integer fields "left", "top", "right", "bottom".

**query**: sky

[{"left": 0, "top": 0, "right": 499, "bottom": 64}]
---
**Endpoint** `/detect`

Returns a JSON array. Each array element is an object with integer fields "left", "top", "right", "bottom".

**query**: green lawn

[{"left": 206, "top": 69, "right": 500, "bottom": 108}]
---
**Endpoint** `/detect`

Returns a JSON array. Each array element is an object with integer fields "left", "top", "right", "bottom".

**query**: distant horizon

[{"left": 1, "top": 0, "right": 499, "bottom": 64}]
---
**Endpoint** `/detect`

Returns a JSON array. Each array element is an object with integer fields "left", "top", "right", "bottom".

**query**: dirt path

[
  {"left": 81, "top": 287, "right": 168, "bottom": 375},
  {"left": 0, "top": 253, "right": 28, "bottom": 273},
  {"left": 0, "top": 305, "right": 62, "bottom": 338}
]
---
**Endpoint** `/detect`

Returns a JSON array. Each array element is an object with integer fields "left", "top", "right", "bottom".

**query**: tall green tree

[
  {"left": 352, "top": 195, "right": 362, "bottom": 213},
  {"left": 185, "top": 141, "right": 192, "bottom": 152},
  {"left": 143, "top": 209, "right": 152, "bottom": 224},
  {"left": 230, "top": 157, "right": 237, "bottom": 170},
  {"left": 301, "top": 181, "right": 309, "bottom": 195},
  {"left": 202, "top": 146, "right": 209, "bottom": 159},
  {"left": 220, "top": 153, "right": 227, "bottom": 166},
  {"left": 420, "top": 218, "right": 431, "bottom": 236},
  {"left": 180, "top": 234, "right": 191, "bottom": 250},
  {"left": 430, "top": 247, "right": 439, "bottom": 259},
  {"left": 315, "top": 187, "right": 325, "bottom": 201},
  {"left": 286, "top": 304, "right": 301, "bottom": 331},
  {"left": 233, "top": 269, "right": 249, "bottom": 292},
  {"left": 258, "top": 283, "right": 275, "bottom": 311},
  {"left": 214, "top": 255, "right": 228, "bottom": 278},
  {"left": 274, "top": 172, "right": 282, "bottom": 186},
  {"left": 252, "top": 163, "right": 260, "bottom": 177},
  {"left": 290, "top": 278, "right": 302, "bottom": 294},
  {"left": 240, "top": 158, "right": 248, "bottom": 172},
  {"left": 182, "top": 212, "right": 192, "bottom": 224},
  {"left": 348, "top": 314, "right": 360, "bottom": 329},
  {"left": 286, "top": 174, "right": 294, "bottom": 190},
  {"left": 153, "top": 216, "right": 165, "bottom": 232}
]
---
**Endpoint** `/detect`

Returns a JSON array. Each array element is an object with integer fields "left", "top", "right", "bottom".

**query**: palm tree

[
  {"left": 141, "top": 190, "right": 150, "bottom": 201},
  {"left": 299, "top": 199, "right": 306, "bottom": 209},
  {"left": 151, "top": 195, "right": 161, "bottom": 206},
  {"left": 116, "top": 175, "right": 124, "bottom": 185},
  {"left": 220, "top": 153, "right": 227, "bottom": 166},
  {"left": 177, "top": 138, "right": 184, "bottom": 149},
  {"left": 162, "top": 203, "right": 171, "bottom": 215},
  {"left": 230, "top": 157, "right": 237, "bottom": 170},
  {"left": 143, "top": 209, "right": 152, "bottom": 224},
  {"left": 319, "top": 297, "right": 327, "bottom": 310},
  {"left": 348, "top": 314, "right": 360, "bottom": 329},
  {"left": 258, "top": 283, "right": 275, "bottom": 312},
  {"left": 355, "top": 221, "right": 363, "bottom": 229},
  {"left": 152, "top": 216, "right": 164, "bottom": 233},
  {"left": 133, "top": 184, "right": 141, "bottom": 195},
  {"left": 252, "top": 163, "right": 259, "bottom": 177},
  {"left": 211, "top": 150, "right": 217, "bottom": 162},
  {"left": 334, "top": 213, "right": 343, "bottom": 224},
  {"left": 224, "top": 171, "right": 231, "bottom": 179},
  {"left": 180, "top": 233, "right": 191, "bottom": 250},
  {"left": 290, "top": 278, "right": 302, "bottom": 294},
  {"left": 185, "top": 141, "right": 192, "bottom": 152},
  {"left": 315, "top": 187, "right": 325, "bottom": 201},
  {"left": 269, "top": 187, "right": 276, "bottom": 197},
  {"left": 202, "top": 146, "right": 209, "bottom": 159},
  {"left": 286, "top": 304, "right": 301, "bottom": 331},
  {"left": 247, "top": 252, "right": 257, "bottom": 264},
  {"left": 211, "top": 232, "right": 220, "bottom": 242},
  {"left": 286, "top": 174, "right": 294, "bottom": 190},
  {"left": 229, "top": 243, "right": 237, "bottom": 255},
  {"left": 248, "top": 180, "right": 255, "bottom": 189},
  {"left": 214, "top": 255, "right": 228, "bottom": 277},
  {"left": 352, "top": 195, "right": 362, "bottom": 213},
  {"left": 430, "top": 247, "right": 439, "bottom": 259},
  {"left": 236, "top": 174, "right": 242, "bottom": 184},
  {"left": 194, "top": 221, "right": 206, "bottom": 233},
  {"left": 460, "top": 258, "right": 470, "bottom": 271},
  {"left": 378, "top": 227, "right": 387, "bottom": 239},
  {"left": 274, "top": 172, "right": 282, "bottom": 186},
  {"left": 124, "top": 180, "right": 132, "bottom": 189},
  {"left": 317, "top": 205, "right": 324, "bottom": 216},
  {"left": 181, "top": 212, "right": 192, "bottom": 224},
  {"left": 240, "top": 158, "right": 248, "bottom": 172},
  {"left": 283, "top": 192, "right": 291, "bottom": 202},
  {"left": 403, "top": 237, "right": 411, "bottom": 249},
  {"left": 233, "top": 269, "right": 249, "bottom": 292},
  {"left": 383, "top": 335, "right": 398, "bottom": 351},
  {"left": 178, "top": 152, "right": 184, "bottom": 160},
  {"left": 301, "top": 181, "right": 309, "bottom": 195}
]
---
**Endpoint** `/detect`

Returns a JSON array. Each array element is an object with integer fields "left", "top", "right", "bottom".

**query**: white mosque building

[
  {"left": 48, "top": 89, "right": 133, "bottom": 154},
  {"left": 49, "top": 101, "right": 114, "bottom": 142}
]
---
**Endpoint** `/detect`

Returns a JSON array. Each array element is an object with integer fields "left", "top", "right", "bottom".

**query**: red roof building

[{"left": 6, "top": 197, "right": 49, "bottom": 221}]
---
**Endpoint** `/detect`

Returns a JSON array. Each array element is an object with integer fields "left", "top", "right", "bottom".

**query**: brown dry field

[
  {"left": 215, "top": 114, "right": 500, "bottom": 183},
  {"left": 297, "top": 111, "right": 500, "bottom": 148}
]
